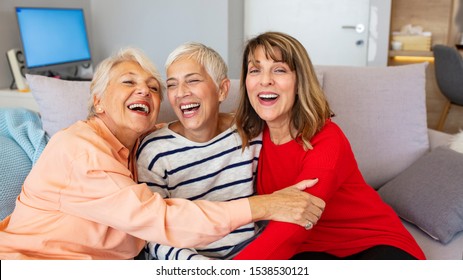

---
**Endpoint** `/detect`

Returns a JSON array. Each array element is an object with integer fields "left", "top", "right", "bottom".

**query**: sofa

[{"left": 1, "top": 62, "right": 462, "bottom": 260}]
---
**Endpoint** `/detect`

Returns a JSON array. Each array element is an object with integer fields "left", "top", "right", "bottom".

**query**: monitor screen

[{"left": 15, "top": 7, "right": 92, "bottom": 72}]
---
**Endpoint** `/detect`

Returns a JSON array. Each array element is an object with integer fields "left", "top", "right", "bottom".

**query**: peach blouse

[{"left": 0, "top": 117, "right": 251, "bottom": 259}]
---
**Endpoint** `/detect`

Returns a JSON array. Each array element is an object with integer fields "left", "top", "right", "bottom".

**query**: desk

[{"left": 0, "top": 88, "right": 39, "bottom": 112}]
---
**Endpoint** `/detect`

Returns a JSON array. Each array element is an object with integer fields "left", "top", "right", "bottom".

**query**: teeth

[
  {"left": 259, "top": 94, "right": 278, "bottom": 99},
  {"left": 128, "top": 103, "right": 149, "bottom": 113},
  {"left": 180, "top": 103, "right": 200, "bottom": 110}
]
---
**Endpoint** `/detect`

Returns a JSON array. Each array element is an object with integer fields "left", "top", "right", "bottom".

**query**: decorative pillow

[
  {"left": 26, "top": 74, "right": 91, "bottom": 137},
  {"left": 314, "top": 63, "right": 429, "bottom": 189},
  {"left": 378, "top": 146, "right": 463, "bottom": 244}
]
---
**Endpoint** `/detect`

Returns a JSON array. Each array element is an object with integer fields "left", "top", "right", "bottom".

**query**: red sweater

[{"left": 234, "top": 120, "right": 425, "bottom": 260}]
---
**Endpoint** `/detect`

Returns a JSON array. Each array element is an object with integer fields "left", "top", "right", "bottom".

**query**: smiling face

[
  {"left": 94, "top": 60, "right": 161, "bottom": 149},
  {"left": 166, "top": 57, "right": 227, "bottom": 141},
  {"left": 245, "top": 46, "right": 297, "bottom": 128}
]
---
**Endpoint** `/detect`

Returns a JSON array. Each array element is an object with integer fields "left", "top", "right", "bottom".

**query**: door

[{"left": 244, "top": 0, "right": 371, "bottom": 66}]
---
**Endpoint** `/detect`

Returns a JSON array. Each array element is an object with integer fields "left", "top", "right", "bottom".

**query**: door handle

[{"left": 342, "top": 24, "right": 365, "bottom": 33}]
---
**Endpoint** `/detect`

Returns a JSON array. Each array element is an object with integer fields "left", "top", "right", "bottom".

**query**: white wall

[{"left": 89, "top": 0, "right": 243, "bottom": 80}]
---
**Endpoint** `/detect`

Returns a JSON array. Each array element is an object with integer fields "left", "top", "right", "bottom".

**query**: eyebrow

[
  {"left": 166, "top": 72, "right": 201, "bottom": 82},
  {"left": 121, "top": 71, "right": 158, "bottom": 83},
  {"left": 122, "top": 71, "right": 138, "bottom": 76},
  {"left": 247, "top": 59, "right": 284, "bottom": 65}
]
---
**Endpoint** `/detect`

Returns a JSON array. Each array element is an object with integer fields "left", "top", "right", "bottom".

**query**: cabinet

[
  {"left": 389, "top": 0, "right": 458, "bottom": 54},
  {"left": 388, "top": 0, "right": 463, "bottom": 133},
  {"left": 0, "top": 89, "right": 39, "bottom": 112}
]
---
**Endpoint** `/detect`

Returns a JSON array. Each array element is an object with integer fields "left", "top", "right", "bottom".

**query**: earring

[{"left": 96, "top": 106, "right": 103, "bottom": 113}]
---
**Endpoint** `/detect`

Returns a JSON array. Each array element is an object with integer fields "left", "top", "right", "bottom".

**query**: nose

[
  {"left": 136, "top": 83, "right": 151, "bottom": 97},
  {"left": 260, "top": 71, "right": 274, "bottom": 86},
  {"left": 175, "top": 82, "right": 191, "bottom": 98}
]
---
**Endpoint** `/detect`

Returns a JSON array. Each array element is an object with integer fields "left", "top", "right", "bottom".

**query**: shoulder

[
  {"left": 312, "top": 119, "right": 347, "bottom": 144},
  {"left": 48, "top": 121, "right": 99, "bottom": 151},
  {"left": 40, "top": 121, "right": 108, "bottom": 166},
  {"left": 141, "top": 125, "right": 173, "bottom": 142},
  {"left": 306, "top": 119, "right": 352, "bottom": 158}
]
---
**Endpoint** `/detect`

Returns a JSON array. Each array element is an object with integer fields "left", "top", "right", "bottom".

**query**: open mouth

[
  {"left": 180, "top": 103, "right": 200, "bottom": 116},
  {"left": 128, "top": 103, "right": 150, "bottom": 114},
  {"left": 258, "top": 93, "right": 279, "bottom": 101}
]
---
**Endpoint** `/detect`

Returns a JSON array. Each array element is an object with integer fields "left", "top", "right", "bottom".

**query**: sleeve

[
  {"left": 57, "top": 150, "right": 252, "bottom": 249},
  {"left": 234, "top": 124, "right": 353, "bottom": 260}
]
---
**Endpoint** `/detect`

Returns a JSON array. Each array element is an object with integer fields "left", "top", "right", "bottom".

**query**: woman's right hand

[{"left": 248, "top": 179, "right": 325, "bottom": 228}]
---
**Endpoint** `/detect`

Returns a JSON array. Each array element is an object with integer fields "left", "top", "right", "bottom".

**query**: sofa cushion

[
  {"left": 314, "top": 63, "right": 429, "bottom": 189},
  {"left": 378, "top": 146, "right": 463, "bottom": 244},
  {"left": 27, "top": 74, "right": 91, "bottom": 137}
]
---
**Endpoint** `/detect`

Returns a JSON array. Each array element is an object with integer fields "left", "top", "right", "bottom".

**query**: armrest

[{"left": 428, "top": 129, "right": 452, "bottom": 150}]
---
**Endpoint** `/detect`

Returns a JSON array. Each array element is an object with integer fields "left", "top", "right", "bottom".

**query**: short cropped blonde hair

[{"left": 165, "top": 42, "right": 228, "bottom": 88}]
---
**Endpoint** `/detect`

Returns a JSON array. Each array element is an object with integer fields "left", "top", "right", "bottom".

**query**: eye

[
  {"left": 166, "top": 82, "right": 177, "bottom": 89},
  {"left": 187, "top": 79, "right": 201, "bottom": 84},
  {"left": 149, "top": 86, "right": 159, "bottom": 93},
  {"left": 274, "top": 67, "right": 287, "bottom": 73},
  {"left": 123, "top": 80, "right": 135, "bottom": 85},
  {"left": 248, "top": 67, "right": 260, "bottom": 74}
]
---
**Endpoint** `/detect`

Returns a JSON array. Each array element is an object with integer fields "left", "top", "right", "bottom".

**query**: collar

[{"left": 87, "top": 117, "right": 130, "bottom": 160}]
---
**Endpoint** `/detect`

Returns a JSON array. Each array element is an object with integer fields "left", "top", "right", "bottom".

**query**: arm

[
  {"left": 55, "top": 149, "right": 250, "bottom": 248},
  {"left": 59, "top": 152, "right": 321, "bottom": 249}
]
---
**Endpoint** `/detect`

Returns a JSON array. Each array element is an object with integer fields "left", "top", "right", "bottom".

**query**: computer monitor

[{"left": 15, "top": 7, "right": 92, "bottom": 77}]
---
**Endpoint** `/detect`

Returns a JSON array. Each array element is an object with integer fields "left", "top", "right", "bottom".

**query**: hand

[{"left": 248, "top": 179, "right": 325, "bottom": 228}]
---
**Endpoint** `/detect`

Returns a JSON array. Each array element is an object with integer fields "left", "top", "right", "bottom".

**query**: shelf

[
  {"left": 388, "top": 50, "right": 433, "bottom": 57},
  {"left": 0, "top": 88, "right": 39, "bottom": 112}
]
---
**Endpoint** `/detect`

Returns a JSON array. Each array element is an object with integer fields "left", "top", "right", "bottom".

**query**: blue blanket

[{"left": 0, "top": 108, "right": 49, "bottom": 220}]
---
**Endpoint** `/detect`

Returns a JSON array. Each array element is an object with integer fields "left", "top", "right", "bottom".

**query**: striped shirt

[{"left": 137, "top": 124, "right": 263, "bottom": 260}]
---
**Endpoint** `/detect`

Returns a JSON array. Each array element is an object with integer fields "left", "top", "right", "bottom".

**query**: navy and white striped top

[{"left": 137, "top": 124, "right": 262, "bottom": 260}]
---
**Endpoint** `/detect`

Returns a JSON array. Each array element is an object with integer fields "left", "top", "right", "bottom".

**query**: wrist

[{"left": 248, "top": 194, "right": 270, "bottom": 221}]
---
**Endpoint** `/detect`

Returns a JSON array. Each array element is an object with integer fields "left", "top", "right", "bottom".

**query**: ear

[
  {"left": 218, "top": 78, "right": 230, "bottom": 102},
  {"left": 93, "top": 94, "right": 100, "bottom": 107},
  {"left": 93, "top": 95, "right": 104, "bottom": 113}
]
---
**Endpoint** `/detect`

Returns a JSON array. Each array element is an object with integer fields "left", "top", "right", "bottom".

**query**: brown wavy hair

[{"left": 235, "top": 31, "right": 332, "bottom": 150}]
